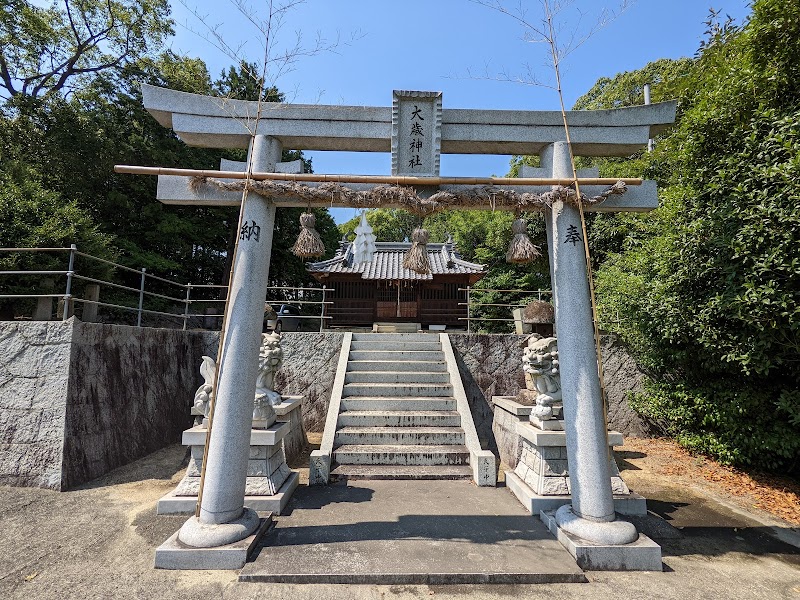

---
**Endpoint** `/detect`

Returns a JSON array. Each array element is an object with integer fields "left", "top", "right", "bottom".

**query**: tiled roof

[{"left": 307, "top": 240, "right": 486, "bottom": 281}]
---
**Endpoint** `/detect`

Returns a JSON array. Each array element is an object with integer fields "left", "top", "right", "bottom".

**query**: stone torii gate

[{"left": 129, "top": 84, "right": 675, "bottom": 569}]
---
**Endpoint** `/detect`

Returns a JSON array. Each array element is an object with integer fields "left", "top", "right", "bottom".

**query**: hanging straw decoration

[
  {"left": 353, "top": 211, "right": 377, "bottom": 264},
  {"left": 403, "top": 227, "right": 431, "bottom": 274},
  {"left": 506, "top": 217, "right": 541, "bottom": 264},
  {"left": 292, "top": 212, "right": 326, "bottom": 258}
]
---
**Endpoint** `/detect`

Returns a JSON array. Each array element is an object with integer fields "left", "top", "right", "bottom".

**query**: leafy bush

[{"left": 583, "top": 0, "right": 800, "bottom": 472}]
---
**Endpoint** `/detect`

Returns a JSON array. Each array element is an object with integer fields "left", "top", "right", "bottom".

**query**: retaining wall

[{"left": 1, "top": 322, "right": 645, "bottom": 490}]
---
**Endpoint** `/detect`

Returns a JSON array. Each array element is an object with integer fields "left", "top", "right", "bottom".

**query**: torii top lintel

[{"left": 141, "top": 84, "right": 676, "bottom": 158}]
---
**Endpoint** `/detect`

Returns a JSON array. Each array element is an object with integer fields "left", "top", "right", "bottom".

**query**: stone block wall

[
  {"left": 60, "top": 322, "right": 210, "bottom": 489},
  {"left": 274, "top": 332, "right": 343, "bottom": 433},
  {"left": 450, "top": 332, "right": 650, "bottom": 453},
  {"left": 0, "top": 319, "right": 209, "bottom": 490},
  {"left": 188, "top": 331, "right": 343, "bottom": 435},
  {"left": 1, "top": 323, "right": 643, "bottom": 490},
  {"left": 600, "top": 333, "right": 652, "bottom": 437},
  {"left": 0, "top": 322, "right": 72, "bottom": 489},
  {"left": 448, "top": 334, "right": 527, "bottom": 452}
]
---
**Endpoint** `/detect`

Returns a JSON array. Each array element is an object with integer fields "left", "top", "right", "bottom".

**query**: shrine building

[{"left": 307, "top": 237, "right": 486, "bottom": 329}]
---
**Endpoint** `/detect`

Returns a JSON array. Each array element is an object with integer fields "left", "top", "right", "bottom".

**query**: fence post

[
  {"left": 61, "top": 244, "right": 76, "bottom": 321},
  {"left": 183, "top": 284, "right": 192, "bottom": 331},
  {"left": 34, "top": 278, "right": 55, "bottom": 321},
  {"left": 82, "top": 284, "right": 101, "bottom": 322},
  {"left": 319, "top": 285, "right": 327, "bottom": 332},
  {"left": 136, "top": 268, "right": 146, "bottom": 327},
  {"left": 466, "top": 286, "right": 471, "bottom": 334}
]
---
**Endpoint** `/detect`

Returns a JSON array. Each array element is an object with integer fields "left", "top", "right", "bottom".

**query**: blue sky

[{"left": 166, "top": 0, "right": 752, "bottom": 223}]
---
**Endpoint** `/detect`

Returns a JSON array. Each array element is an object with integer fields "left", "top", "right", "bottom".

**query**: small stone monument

[
  {"left": 159, "top": 332, "right": 300, "bottom": 515},
  {"left": 494, "top": 333, "right": 645, "bottom": 516}
]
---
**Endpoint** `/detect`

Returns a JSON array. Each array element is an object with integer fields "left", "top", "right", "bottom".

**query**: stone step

[
  {"left": 342, "top": 383, "right": 453, "bottom": 397},
  {"left": 352, "top": 333, "right": 437, "bottom": 342},
  {"left": 349, "top": 350, "right": 444, "bottom": 362},
  {"left": 333, "top": 444, "right": 470, "bottom": 466},
  {"left": 344, "top": 371, "right": 451, "bottom": 384},
  {"left": 349, "top": 340, "right": 442, "bottom": 352},
  {"left": 334, "top": 426, "right": 466, "bottom": 446},
  {"left": 346, "top": 360, "right": 447, "bottom": 373},
  {"left": 329, "top": 464, "right": 473, "bottom": 481},
  {"left": 337, "top": 410, "right": 462, "bottom": 428},
  {"left": 340, "top": 397, "right": 457, "bottom": 411},
  {"left": 372, "top": 323, "right": 420, "bottom": 333}
]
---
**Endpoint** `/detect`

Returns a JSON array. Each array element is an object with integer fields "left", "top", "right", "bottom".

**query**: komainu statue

[
  {"left": 193, "top": 356, "right": 216, "bottom": 422},
  {"left": 191, "top": 331, "right": 284, "bottom": 427},
  {"left": 520, "top": 334, "right": 562, "bottom": 422},
  {"left": 253, "top": 330, "right": 284, "bottom": 425}
]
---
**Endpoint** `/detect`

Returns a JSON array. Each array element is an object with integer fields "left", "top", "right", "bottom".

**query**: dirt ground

[{"left": 0, "top": 437, "right": 798, "bottom": 600}]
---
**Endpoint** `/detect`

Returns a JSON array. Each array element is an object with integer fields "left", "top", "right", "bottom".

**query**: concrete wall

[{"left": 60, "top": 322, "right": 212, "bottom": 489}]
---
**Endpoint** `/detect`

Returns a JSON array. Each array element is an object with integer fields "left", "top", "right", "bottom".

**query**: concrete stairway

[{"left": 309, "top": 332, "right": 496, "bottom": 485}]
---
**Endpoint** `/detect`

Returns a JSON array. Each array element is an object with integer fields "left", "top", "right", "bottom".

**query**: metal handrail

[
  {"left": 459, "top": 287, "right": 552, "bottom": 294},
  {"left": 2, "top": 270, "right": 69, "bottom": 276},
  {"left": 0, "top": 247, "right": 71, "bottom": 252},
  {"left": 457, "top": 302, "right": 533, "bottom": 308},
  {"left": 460, "top": 286, "right": 553, "bottom": 333},
  {"left": 71, "top": 297, "right": 190, "bottom": 320},
  {"left": 0, "top": 294, "right": 65, "bottom": 299},
  {"left": 71, "top": 274, "right": 185, "bottom": 303},
  {"left": 264, "top": 299, "right": 334, "bottom": 305},
  {"left": 1, "top": 245, "right": 336, "bottom": 330}
]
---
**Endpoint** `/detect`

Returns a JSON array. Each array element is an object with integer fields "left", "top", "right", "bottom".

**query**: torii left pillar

[{"left": 174, "top": 135, "right": 281, "bottom": 553}]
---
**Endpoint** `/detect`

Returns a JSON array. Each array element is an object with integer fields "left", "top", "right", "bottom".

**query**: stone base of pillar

[
  {"left": 505, "top": 470, "right": 646, "bottom": 516},
  {"left": 157, "top": 414, "right": 299, "bottom": 516},
  {"left": 506, "top": 420, "right": 646, "bottom": 512},
  {"left": 541, "top": 509, "right": 662, "bottom": 571},
  {"left": 154, "top": 513, "right": 272, "bottom": 570}
]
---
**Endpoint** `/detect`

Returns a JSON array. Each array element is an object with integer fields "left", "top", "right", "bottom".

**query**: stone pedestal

[
  {"left": 157, "top": 400, "right": 302, "bottom": 516},
  {"left": 493, "top": 396, "right": 646, "bottom": 516},
  {"left": 192, "top": 396, "right": 305, "bottom": 463}
]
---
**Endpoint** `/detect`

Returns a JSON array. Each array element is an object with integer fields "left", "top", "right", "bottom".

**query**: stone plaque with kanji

[{"left": 391, "top": 90, "right": 442, "bottom": 177}]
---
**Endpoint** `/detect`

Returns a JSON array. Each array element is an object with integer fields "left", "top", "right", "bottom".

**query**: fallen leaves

[{"left": 622, "top": 437, "right": 800, "bottom": 525}]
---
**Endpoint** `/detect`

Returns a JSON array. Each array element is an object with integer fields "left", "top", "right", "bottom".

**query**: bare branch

[{"left": 465, "top": 0, "right": 634, "bottom": 87}]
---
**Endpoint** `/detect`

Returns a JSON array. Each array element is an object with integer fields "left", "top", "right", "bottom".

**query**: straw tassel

[
  {"left": 292, "top": 212, "right": 326, "bottom": 258},
  {"left": 506, "top": 218, "right": 540, "bottom": 264},
  {"left": 403, "top": 227, "right": 431, "bottom": 274}
]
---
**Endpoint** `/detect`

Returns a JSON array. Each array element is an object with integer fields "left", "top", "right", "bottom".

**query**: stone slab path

[{"left": 239, "top": 479, "right": 586, "bottom": 584}]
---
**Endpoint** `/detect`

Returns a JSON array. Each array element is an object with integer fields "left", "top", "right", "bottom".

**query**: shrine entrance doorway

[{"left": 376, "top": 280, "right": 418, "bottom": 321}]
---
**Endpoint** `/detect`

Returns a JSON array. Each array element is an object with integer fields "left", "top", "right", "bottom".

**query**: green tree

[
  {"left": 338, "top": 209, "right": 420, "bottom": 242},
  {"left": 579, "top": 1, "right": 800, "bottom": 472},
  {"left": 0, "top": 0, "right": 172, "bottom": 99}
]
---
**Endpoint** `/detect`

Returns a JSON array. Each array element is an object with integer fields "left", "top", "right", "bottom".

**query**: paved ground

[
  {"left": 0, "top": 442, "right": 798, "bottom": 600},
  {"left": 240, "top": 479, "right": 584, "bottom": 583}
]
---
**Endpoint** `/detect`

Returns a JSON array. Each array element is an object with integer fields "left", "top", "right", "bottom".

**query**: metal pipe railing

[
  {"left": 1, "top": 245, "right": 335, "bottom": 331},
  {"left": 458, "top": 287, "right": 553, "bottom": 332}
]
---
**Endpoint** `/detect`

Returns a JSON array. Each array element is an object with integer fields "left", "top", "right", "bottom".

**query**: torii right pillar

[{"left": 543, "top": 141, "right": 662, "bottom": 570}]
